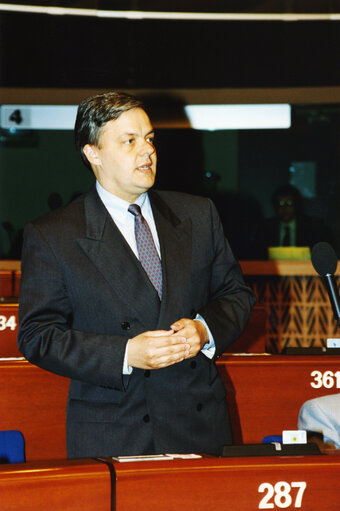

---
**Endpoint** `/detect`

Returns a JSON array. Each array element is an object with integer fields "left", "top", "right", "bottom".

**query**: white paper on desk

[
  {"left": 229, "top": 353, "right": 271, "bottom": 356},
  {"left": 112, "top": 454, "right": 173, "bottom": 462},
  {"left": 166, "top": 454, "right": 202, "bottom": 459},
  {"left": 112, "top": 453, "right": 202, "bottom": 462}
]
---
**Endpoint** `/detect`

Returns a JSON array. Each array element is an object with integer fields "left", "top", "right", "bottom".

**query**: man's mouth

[{"left": 137, "top": 162, "right": 153, "bottom": 171}]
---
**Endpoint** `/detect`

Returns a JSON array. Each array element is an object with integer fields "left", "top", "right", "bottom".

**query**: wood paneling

[{"left": 0, "top": 459, "right": 111, "bottom": 511}]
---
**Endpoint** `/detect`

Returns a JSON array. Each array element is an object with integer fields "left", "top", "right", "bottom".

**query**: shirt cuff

[
  {"left": 195, "top": 314, "right": 216, "bottom": 359},
  {"left": 123, "top": 340, "right": 133, "bottom": 375}
]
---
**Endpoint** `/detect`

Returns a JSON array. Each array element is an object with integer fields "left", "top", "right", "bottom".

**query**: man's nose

[{"left": 139, "top": 139, "right": 155, "bottom": 156}]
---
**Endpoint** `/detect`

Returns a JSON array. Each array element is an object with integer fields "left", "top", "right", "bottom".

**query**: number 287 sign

[{"left": 258, "top": 481, "right": 307, "bottom": 509}]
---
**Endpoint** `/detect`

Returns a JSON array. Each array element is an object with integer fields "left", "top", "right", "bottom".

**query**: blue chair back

[
  {"left": 262, "top": 435, "right": 283, "bottom": 444},
  {"left": 0, "top": 430, "right": 25, "bottom": 463}
]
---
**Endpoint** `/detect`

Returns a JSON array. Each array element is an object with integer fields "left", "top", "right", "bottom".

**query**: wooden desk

[
  {"left": 0, "top": 303, "right": 20, "bottom": 357},
  {"left": 0, "top": 458, "right": 112, "bottom": 511},
  {"left": 1, "top": 355, "right": 339, "bottom": 460},
  {"left": 0, "top": 270, "right": 14, "bottom": 298},
  {"left": 0, "top": 359, "right": 68, "bottom": 460},
  {"left": 0, "top": 260, "right": 21, "bottom": 272},
  {"left": 0, "top": 261, "right": 20, "bottom": 298},
  {"left": 0, "top": 453, "right": 339, "bottom": 510},
  {"left": 14, "top": 270, "right": 20, "bottom": 297},
  {"left": 218, "top": 354, "right": 340, "bottom": 444},
  {"left": 240, "top": 260, "right": 321, "bottom": 276},
  {"left": 112, "top": 453, "right": 340, "bottom": 510}
]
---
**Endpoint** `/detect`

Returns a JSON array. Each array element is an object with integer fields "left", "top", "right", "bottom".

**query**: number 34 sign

[{"left": 0, "top": 315, "right": 17, "bottom": 331}]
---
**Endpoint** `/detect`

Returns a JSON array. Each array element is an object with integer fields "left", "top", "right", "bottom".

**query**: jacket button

[
  {"left": 144, "top": 370, "right": 151, "bottom": 378},
  {"left": 121, "top": 322, "right": 130, "bottom": 330},
  {"left": 190, "top": 360, "right": 197, "bottom": 369},
  {"left": 143, "top": 414, "right": 150, "bottom": 423},
  {"left": 196, "top": 403, "right": 203, "bottom": 412}
]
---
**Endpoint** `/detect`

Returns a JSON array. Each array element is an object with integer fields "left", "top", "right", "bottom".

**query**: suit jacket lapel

[
  {"left": 149, "top": 191, "right": 192, "bottom": 328},
  {"left": 76, "top": 187, "right": 160, "bottom": 327},
  {"left": 76, "top": 187, "right": 193, "bottom": 330}
]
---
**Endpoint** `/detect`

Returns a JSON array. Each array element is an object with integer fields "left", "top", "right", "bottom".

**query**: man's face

[{"left": 84, "top": 107, "right": 157, "bottom": 203}]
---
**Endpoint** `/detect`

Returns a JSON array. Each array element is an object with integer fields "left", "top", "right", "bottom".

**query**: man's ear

[{"left": 83, "top": 144, "right": 101, "bottom": 166}]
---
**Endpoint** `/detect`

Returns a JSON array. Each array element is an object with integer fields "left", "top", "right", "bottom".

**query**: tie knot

[{"left": 128, "top": 203, "right": 142, "bottom": 217}]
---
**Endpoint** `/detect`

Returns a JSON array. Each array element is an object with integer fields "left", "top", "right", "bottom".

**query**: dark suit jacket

[{"left": 18, "top": 186, "right": 255, "bottom": 458}]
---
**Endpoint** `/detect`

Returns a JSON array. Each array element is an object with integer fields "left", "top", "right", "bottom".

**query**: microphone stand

[{"left": 323, "top": 274, "right": 340, "bottom": 328}]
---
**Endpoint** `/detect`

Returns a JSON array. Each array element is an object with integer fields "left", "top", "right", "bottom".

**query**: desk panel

[
  {"left": 113, "top": 453, "right": 340, "bottom": 511},
  {"left": 0, "top": 270, "right": 13, "bottom": 298},
  {"left": 14, "top": 270, "right": 21, "bottom": 297},
  {"left": 218, "top": 355, "right": 340, "bottom": 444},
  {"left": 0, "top": 458, "right": 111, "bottom": 511},
  {"left": 0, "top": 360, "right": 68, "bottom": 460},
  {"left": 2, "top": 356, "right": 339, "bottom": 461},
  {"left": 0, "top": 454, "right": 339, "bottom": 511},
  {"left": 0, "top": 303, "right": 20, "bottom": 357}
]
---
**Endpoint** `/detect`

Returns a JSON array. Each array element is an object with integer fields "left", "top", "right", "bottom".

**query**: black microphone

[{"left": 311, "top": 242, "right": 340, "bottom": 325}]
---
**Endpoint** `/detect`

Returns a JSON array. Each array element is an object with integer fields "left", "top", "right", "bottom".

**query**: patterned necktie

[{"left": 128, "top": 203, "right": 162, "bottom": 299}]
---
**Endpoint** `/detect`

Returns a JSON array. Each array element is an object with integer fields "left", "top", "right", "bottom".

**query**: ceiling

[{"left": 1, "top": 0, "right": 340, "bottom": 106}]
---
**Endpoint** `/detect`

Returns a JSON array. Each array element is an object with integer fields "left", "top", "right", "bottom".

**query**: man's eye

[
  {"left": 125, "top": 138, "right": 134, "bottom": 144},
  {"left": 147, "top": 137, "right": 155, "bottom": 145}
]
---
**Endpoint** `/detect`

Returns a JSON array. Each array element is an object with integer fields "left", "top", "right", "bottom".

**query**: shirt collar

[{"left": 96, "top": 180, "right": 147, "bottom": 219}]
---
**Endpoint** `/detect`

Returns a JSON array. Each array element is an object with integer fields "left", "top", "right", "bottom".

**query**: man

[
  {"left": 298, "top": 393, "right": 340, "bottom": 449},
  {"left": 18, "top": 91, "right": 255, "bottom": 458},
  {"left": 254, "top": 184, "right": 332, "bottom": 258}
]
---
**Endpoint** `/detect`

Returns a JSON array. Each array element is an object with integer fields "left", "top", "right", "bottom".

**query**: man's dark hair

[{"left": 74, "top": 91, "right": 144, "bottom": 169}]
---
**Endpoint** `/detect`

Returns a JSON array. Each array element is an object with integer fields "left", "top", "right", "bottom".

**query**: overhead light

[
  {"left": 184, "top": 104, "right": 291, "bottom": 130},
  {"left": 1, "top": 103, "right": 291, "bottom": 131},
  {"left": 0, "top": 5, "right": 339, "bottom": 21}
]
